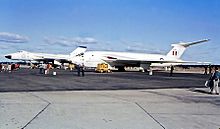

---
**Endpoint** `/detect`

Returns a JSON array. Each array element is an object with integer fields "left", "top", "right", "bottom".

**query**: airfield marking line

[
  {"left": 135, "top": 102, "right": 166, "bottom": 129},
  {"left": 21, "top": 93, "right": 51, "bottom": 129},
  {"left": 96, "top": 92, "right": 166, "bottom": 128},
  {"left": 21, "top": 103, "right": 50, "bottom": 129}
]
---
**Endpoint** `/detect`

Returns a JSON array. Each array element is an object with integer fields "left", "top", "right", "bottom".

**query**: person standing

[
  {"left": 0, "top": 64, "right": 2, "bottom": 72},
  {"left": 43, "top": 63, "right": 47, "bottom": 74},
  {"left": 81, "top": 63, "right": 85, "bottom": 77},
  {"left": 170, "top": 65, "right": 174, "bottom": 76},
  {"left": 2, "top": 64, "right": 5, "bottom": 71},
  {"left": 8, "top": 64, "right": 11, "bottom": 72},
  {"left": 39, "top": 63, "right": 44, "bottom": 74},
  {"left": 210, "top": 67, "right": 220, "bottom": 95},
  {"left": 209, "top": 65, "right": 212, "bottom": 74},
  {"left": 76, "top": 64, "right": 81, "bottom": 76},
  {"left": 46, "top": 64, "right": 51, "bottom": 74},
  {"left": 204, "top": 66, "right": 208, "bottom": 75},
  {"left": 11, "top": 64, "right": 15, "bottom": 71}
]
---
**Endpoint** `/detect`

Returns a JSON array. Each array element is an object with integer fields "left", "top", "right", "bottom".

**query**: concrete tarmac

[
  {"left": 0, "top": 69, "right": 219, "bottom": 129},
  {"left": 0, "top": 89, "right": 220, "bottom": 129}
]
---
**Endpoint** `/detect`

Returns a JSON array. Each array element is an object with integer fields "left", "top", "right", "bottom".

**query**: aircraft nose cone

[{"left": 5, "top": 55, "right": 12, "bottom": 59}]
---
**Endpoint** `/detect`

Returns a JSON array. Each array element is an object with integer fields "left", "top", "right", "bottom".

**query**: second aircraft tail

[
  {"left": 166, "top": 39, "right": 210, "bottom": 59},
  {"left": 70, "top": 46, "right": 87, "bottom": 57}
]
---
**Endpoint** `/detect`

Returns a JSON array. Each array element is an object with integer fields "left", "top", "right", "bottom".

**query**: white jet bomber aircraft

[
  {"left": 70, "top": 39, "right": 210, "bottom": 71},
  {"left": 5, "top": 46, "right": 87, "bottom": 65}
]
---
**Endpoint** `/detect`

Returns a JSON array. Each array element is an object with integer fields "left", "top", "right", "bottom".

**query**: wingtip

[{"left": 204, "top": 38, "right": 210, "bottom": 41}]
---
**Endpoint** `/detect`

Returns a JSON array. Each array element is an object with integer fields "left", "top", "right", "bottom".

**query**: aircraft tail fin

[
  {"left": 70, "top": 46, "right": 87, "bottom": 57},
  {"left": 166, "top": 39, "right": 210, "bottom": 59}
]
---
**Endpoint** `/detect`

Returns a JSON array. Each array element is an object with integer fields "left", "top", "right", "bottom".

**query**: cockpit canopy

[{"left": 18, "top": 50, "right": 27, "bottom": 53}]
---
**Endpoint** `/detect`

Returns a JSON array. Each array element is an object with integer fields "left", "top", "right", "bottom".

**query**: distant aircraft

[
  {"left": 5, "top": 46, "right": 87, "bottom": 65},
  {"left": 70, "top": 39, "right": 210, "bottom": 72}
]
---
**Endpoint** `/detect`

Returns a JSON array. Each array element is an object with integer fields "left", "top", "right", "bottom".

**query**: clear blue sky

[{"left": 0, "top": 0, "right": 220, "bottom": 63}]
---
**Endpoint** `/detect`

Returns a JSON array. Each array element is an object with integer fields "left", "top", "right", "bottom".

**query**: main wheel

[{"left": 117, "top": 67, "right": 125, "bottom": 72}]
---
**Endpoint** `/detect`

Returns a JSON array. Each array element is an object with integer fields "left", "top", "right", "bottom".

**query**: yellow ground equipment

[
  {"left": 68, "top": 64, "right": 75, "bottom": 70},
  {"left": 96, "top": 63, "right": 111, "bottom": 73}
]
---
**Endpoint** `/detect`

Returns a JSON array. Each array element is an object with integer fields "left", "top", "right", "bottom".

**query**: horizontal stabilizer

[{"left": 176, "top": 39, "right": 210, "bottom": 48}]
